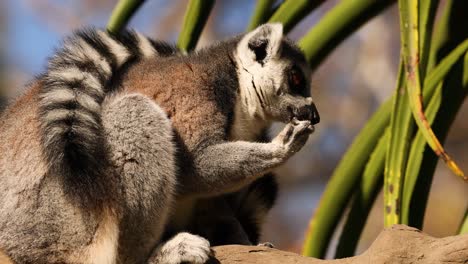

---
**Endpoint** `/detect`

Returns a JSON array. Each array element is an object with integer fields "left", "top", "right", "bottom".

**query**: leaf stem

[
  {"left": 177, "top": 0, "right": 215, "bottom": 52},
  {"left": 107, "top": 0, "right": 146, "bottom": 35}
]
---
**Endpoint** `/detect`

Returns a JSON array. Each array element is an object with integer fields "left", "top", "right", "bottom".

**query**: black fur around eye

[{"left": 288, "top": 65, "right": 306, "bottom": 94}]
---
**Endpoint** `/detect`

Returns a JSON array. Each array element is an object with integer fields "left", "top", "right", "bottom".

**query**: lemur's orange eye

[
  {"left": 288, "top": 65, "right": 305, "bottom": 94},
  {"left": 291, "top": 71, "right": 301, "bottom": 86}
]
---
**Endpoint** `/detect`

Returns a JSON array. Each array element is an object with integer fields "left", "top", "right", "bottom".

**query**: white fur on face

[
  {"left": 234, "top": 23, "right": 287, "bottom": 121},
  {"left": 236, "top": 23, "right": 283, "bottom": 68},
  {"left": 235, "top": 57, "right": 287, "bottom": 119}
]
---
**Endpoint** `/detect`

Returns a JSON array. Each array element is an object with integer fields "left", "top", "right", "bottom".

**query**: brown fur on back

[
  {"left": 0, "top": 83, "right": 46, "bottom": 194},
  {"left": 0, "top": 83, "right": 105, "bottom": 262},
  {"left": 123, "top": 55, "right": 236, "bottom": 151}
]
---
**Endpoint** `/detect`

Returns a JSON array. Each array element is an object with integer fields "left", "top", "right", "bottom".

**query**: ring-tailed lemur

[{"left": 0, "top": 23, "right": 319, "bottom": 263}]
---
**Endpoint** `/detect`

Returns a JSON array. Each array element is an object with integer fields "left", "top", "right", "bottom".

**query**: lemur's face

[
  {"left": 235, "top": 23, "right": 320, "bottom": 125},
  {"left": 270, "top": 50, "right": 320, "bottom": 124}
]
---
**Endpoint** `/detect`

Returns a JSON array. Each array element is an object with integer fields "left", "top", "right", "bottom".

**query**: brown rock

[{"left": 209, "top": 225, "right": 468, "bottom": 264}]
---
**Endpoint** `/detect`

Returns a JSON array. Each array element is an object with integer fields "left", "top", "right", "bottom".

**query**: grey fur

[
  {"left": 0, "top": 86, "right": 103, "bottom": 263},
  {"left": 102, "top": 94, "right": 176, "bottom": 263},
  {"left": 182, "top": 119, "right": 312, "bottom": 196},
  {"left": 0, "top": 23, "right": 319, "bottom": 263}
]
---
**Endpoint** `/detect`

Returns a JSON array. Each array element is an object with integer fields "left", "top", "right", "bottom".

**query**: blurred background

[{"left": 1, "top": 0, "right": 466, "bottom": 257}]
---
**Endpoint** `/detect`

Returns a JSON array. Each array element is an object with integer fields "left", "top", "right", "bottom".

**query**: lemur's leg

[
  {"left": 182, "top": 119, "right": 313, "bottom": 197},
  {"left": 102, "top": 93, "right": 212, "bottom": 264}
]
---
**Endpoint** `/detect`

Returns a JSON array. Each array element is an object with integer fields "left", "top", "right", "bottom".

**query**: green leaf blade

[
  {"left": 302, "top": 98, "right": 392, "bottom": 258},
  {"left": 384, "top": 61, "right": 411, "bottom": 227},
  {"left": 460, "top": 208, "right": 468, "bottom": 235},
  {"left": 247, "top": 0, "right": 275, "bottom": 31},
  {"left": 402, "top": 39, "right": 468, "bottom": 226},
  {"left": 335, "top": 129, "right": 388, "bottom": 258},
  {"left": 268, "top": 0, "right": 324, "bottom": 34},
  {"left": 400, "top": 0, "right": 465, "bottom": 180},
  {"left": 298, "top": 0, "right": 395, "bottom": 72},
  {"left": 177, "top": 0, "right": 215, "bottom": 52}
]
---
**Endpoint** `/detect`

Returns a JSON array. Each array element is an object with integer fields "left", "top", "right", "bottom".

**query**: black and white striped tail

[{"left": 38, "top": 28, "right": 174, "bottom": 205}]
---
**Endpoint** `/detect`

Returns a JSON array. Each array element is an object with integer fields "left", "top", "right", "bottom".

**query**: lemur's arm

[{"left": 181, "top": 120, "right": 313, "bottom": 197}]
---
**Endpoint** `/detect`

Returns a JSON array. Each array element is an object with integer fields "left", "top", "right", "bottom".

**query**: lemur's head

[{"left": 235, "top": 23, "right": 320, "bottom": 125}]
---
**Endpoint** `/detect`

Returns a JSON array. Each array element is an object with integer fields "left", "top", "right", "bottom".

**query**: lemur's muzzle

[{"left": 294, "top": 103, "right": 320, "bottom": 125}]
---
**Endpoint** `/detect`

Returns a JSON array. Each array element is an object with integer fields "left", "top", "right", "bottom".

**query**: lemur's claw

[{"left": 257, "top": 242, "right": 275, "bottom": 248}]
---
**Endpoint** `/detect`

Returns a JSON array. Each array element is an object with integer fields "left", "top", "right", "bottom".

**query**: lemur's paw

[
  {"left": 158, "top": 232, "right": 211, "bottom": 264},
  {"left": 273, "top": 118, "right": 313, "bottom": 155},
  {"left": 257, "top": 242, "right": 275, "bottom": 248}
]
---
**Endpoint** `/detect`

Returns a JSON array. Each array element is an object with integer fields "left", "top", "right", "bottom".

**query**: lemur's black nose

[
  {"left": 310, "top": 103, "right": 320, "bottom": 125},
  {"left": 293, "top": 103, "right": 320, "bottom": 124}
]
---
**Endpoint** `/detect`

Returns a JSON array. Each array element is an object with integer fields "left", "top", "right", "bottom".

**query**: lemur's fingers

[
  {"left": 288, "top": 124, "right": 311, "bottom": 154},
  {"left": 273, "top": 120, "right": 312, "bottom": 156},
  {"left": 291, "top": 119, "right": 314, "bottom": 138},
  {"left": 273, "top": 122, "right": 295, "bottom": 145},
  {"left": 273, "top": 118, "right": 310, "bottom": 143},
  {"left": 150, "top": 232, "right": 212, "bottom": 264}
]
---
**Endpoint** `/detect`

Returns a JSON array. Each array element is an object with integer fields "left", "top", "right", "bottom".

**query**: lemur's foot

[
  {"left": 273, "top": 119, "right": 313, "bottom": 156},
  {"left": 151, "top": 232, "right": 211, "bottom": 264},
  {"left": 257, "top": 242, "right": 275, "bottom": 248}
]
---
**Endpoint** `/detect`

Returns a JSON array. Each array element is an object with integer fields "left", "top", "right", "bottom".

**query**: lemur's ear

[{"left": 237, "top": 23, "right": 283, "bottom": 66}]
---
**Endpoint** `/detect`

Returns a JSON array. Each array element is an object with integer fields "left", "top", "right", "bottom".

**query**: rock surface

[{"left": 209, "top": 225, "right": 468, "bottom": 264}]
